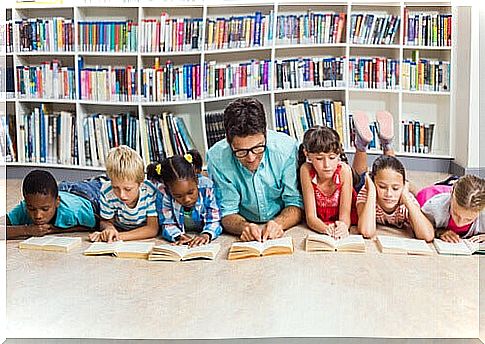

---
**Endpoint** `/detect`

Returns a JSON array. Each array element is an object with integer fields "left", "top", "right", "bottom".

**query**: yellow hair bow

[
  {"left": 184, "top": 153, "right": 193, "bottom": 164},
  {"left": 155, "top": 163, "right": 161, "bottom": 175}
]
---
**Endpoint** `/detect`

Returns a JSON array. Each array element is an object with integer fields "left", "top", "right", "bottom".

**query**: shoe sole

[
  {"left": 376, "top": 111, "right": 394, "bottom": 141},
  {"left": 352, "top": 111, "right": 373, "bottom": 143}
]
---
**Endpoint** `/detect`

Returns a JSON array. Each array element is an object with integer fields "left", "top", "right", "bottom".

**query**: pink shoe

[
  {"left": 376, "top": 111, "right": 394, "bottom": 141},
  {"left": 352, "top": 111, "right": 373, "bottom": 144}
]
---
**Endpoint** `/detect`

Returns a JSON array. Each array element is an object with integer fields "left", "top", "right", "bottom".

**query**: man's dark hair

[
  {"left": 22, "top": 170, "right": 58, "bottom": 198},
  {"left": 223, "top": 98, "right": 267, "bottom": 143}
]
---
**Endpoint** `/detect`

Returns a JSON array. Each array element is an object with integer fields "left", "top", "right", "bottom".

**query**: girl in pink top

[
  {"left": 298, "top": 126, "right": 361, "bottom": 240},
  {"left": 416, "top": 175, "right": 485, "bottom": 243}
]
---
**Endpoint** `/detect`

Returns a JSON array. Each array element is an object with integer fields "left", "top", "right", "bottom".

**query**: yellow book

[
  {"left": 148, "top": 243, "right": 221, "bottom": 262},
  {"left": 376, "top": 235, "right": 434, "bottom": 255},
  {"left": 305, "top": 234, "right": 366, "bottom": 253},
  {"left": 84, "top": 241, "right": 155, "bottom": 259},
  {"left": 19, "top": 236, "right": 82, "bottom": 252},
  {"left": 228, "top": 237, "right": 293, "bottom": 260}
]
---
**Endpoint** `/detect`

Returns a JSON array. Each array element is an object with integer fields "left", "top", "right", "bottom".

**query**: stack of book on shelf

[
  {"left": 84, "top": 241, "right": 155, "bottom": 259},
  {"left": 403, "top": 10, "right": 452, "bottom": 47},
  {"left": 348, "top": 57, "right": 400, "bottom": 90},
  {"left": 141, "top": 13, "right": 202, "bottom": 53},
  {"left": 376, "top": 235, "right": 434, "bottom": 255},
  {"left": 0, "top": 114, "right": 17, "bottom": 162},
  {"left": 275, "top": 99, "right": 349, "bottom": 147},
  {"left": 433, "top": 239, "right": 482, "bottom": 256},
  {"left": 276, "top": 11, "right": 346, "bottom": 44},
  {"left": 305, "top": 234, "right": 366, "bottom": 253},
  {"left": 144, "top": 112, "right": 196, "bottom": 162},
  {"left": 78, "top": 58, "right": 137, "bottom": 102},
  {"left": 205, "top": 11, "right": 274, "bottom": 49},
  {"left": 16, "top": 60, "right": 76, "bottom": 100},
  {"left": 401, "top": 51, "right": 450, "bottom": 92},
  {"left": 274, "top": 56, "right": 345, "bottom": 90},
  {"left": 19, "top": 236, "right": 82, "bottom": 252},
  {"left": 17, "top": 105, "right": 78, "bottom": 165},
  {"left": 141, "top": 59, "right": 201, "bottom": 102},
  {"left": 204, "top": 111, "right": 226, "bottom": 149},
  {"left": 78, "top": 20, "right": 138, "bottom": 52},
  {"left": 401, "top": 120, "right": 435, "bottom": 154},
  {"left": 82, "top": 112, "right": 141, "bottom": 167},
  {"left": 15, "top": 17, "right": 74, "bottom": 52},
  {"left": 227, "top": 237, "right": 294, "bottom": 260},
  {"left": 204, "top": 59, "right": 271, "bottom": 98},
  {"left": 349, "top": 13, "right": 400, "bottom": 45},
  {"left": 148, "top": 243, "right": 221, "bottom": 261}
]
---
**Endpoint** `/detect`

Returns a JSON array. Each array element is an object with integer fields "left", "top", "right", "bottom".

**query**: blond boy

[{"left": 88, "top": 145, "right": 158, "bottom": 243}]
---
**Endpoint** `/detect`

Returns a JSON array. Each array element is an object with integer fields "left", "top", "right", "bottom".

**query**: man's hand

[
  {"left": 262, "top": 220, "right": 284, "bottom": 241},
  {"left": 240, "top": 223, "right": 262, "bottom": 242}
]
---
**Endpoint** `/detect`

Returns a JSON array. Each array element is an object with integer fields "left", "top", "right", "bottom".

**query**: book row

[
  {"left": 16, "top": 61, "right": 76, "bottom": 100},
  {"left": 275, "top": 56, "right": 345, "bottom": 90},
  {"left": 401, "top": 120, "right": 435, "bottom": 154},
  {"left": 17, "top": 234, "right": 484, "bottom": 260},
  {"left": 204, "top": 111, "right": 225, "bottom": 149},
  {"left": 403, "top": 10, "right": 452, "bottom": 47},
  {"left": 349, "top": 13, "right": 400, "bottom": 45},
  {"left": 15, "top": 18, "right": 74, "bottom": 52},
  {"left": 205, "top": 11, "right": 274, "bottom": 50},
  {"left": 276, "top": 12, "right": 346, "bottom": 45},
  {"left": 141, "top": 60, "right": 201, "bottom": 102},
  {"left": 348, "top": 57, "right": 400, "bottom": 90},
  {"left": 204, "top": 59, "right": 271, "bottom": 98},
  {"left": 78, "top": 21, "right": 138, "bottom": 52},
  {"left": 401, "top": 58, "right": 450, "bottom": 92},
  {"left": 2, "top": 21, "right": 14, "bottom": 53},
  {"left": 141, "top": 15, "right": 203, "bottom": 53}
]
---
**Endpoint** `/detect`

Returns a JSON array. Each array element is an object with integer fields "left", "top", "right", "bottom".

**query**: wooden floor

[{"left": 4, "top": 170, "right": 485, "bottom": 341}]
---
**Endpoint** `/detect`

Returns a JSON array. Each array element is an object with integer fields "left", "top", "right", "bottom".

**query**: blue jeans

[{"left": 58, "top": 175, "right": 108, "bottom": 217}]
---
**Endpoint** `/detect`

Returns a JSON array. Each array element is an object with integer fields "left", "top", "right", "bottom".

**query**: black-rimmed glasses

[{"left": 232, "top": 144, "right": 267, "bottom": 158}]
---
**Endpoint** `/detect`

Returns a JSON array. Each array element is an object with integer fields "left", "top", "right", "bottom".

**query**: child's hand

[
  {"left": 240, "top": 223, "right": 262, "bottom": 242},
  {"left": 188, "top": 233, "right": 210, "bottom": 247},
  {"left": 333, "top": 221, "right": 349, "bottom": 240},
  {"left": 262, "top": 220, "right": 284, "bottom": 241},
  {"left": 100, "top": 227, "right": 120, "bottom": 243},
  {"left": 399, "top": 182, "right": 411, "bottom": 204},
  {"left": 439, "top": 229, "right": 461, "bottom": 243},
  {"left": 174, "top": 233, "right": 192, "bottom": 246},
  {"left": 322, "top": 223, "right": 335, "bottom": 236},
  {"left": 89, "top": 231, "right": 102, "bottom": 242},
  {"left": 469, "top": 234, "right": 485, "bottom": 243},
  {"left": 29, "top": 224, "right": 53, "bottom": 237}
]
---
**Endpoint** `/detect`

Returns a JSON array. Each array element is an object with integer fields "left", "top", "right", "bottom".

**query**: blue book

[
  {"left": 187, "top": 64, "right": 193, "bottom": 99},
  {"left": 254, "top": 11, "right": 262, "bottom": 46},
  {"left": 39, "top": 105, "right": 46, "bottom": 162},
  {"left": 174, "top": 117, "right": 195, "bottom": 151}
]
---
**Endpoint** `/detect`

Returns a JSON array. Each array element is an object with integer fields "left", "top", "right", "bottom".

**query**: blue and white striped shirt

[{"left": 100, "top": 180, "right": 158, "bottom": 230}]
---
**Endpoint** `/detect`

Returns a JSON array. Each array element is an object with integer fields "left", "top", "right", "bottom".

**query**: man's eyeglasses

[{"left": 232, "top": 144, "right": 266, "bottom": 158}]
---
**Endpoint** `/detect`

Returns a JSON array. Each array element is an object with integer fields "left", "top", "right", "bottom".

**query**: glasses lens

[
  {"left": 251, "top": 145, "right": 266, "bottom": 154},
  {"left": 234, "top": 150, "right": 249, "bottom": 158}
]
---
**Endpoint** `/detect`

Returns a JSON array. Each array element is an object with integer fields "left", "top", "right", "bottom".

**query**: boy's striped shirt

[{"left": 100, "top": 180, "right": 157, "bottom": 230}]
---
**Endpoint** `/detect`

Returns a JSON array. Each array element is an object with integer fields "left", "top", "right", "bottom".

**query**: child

[
  {"left": 88, "top": 145, "right": 158, "bottom": 243},
  {"left": 298, "top": 126, "right": 362, "bottom": 240},
  {"left": 7, "top": 170, "right": 97, "bottom": 239},
  {"left": 416, "top": 174, "right": 485, "bottom": 243},
  {"left": 353, "top": 111, "right": 435, "bottom": 242},
  {"left": 147, "top": 151, "right": 222, "bottom": 247}
]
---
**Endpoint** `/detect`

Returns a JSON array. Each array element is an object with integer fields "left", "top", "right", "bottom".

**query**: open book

[
  {"left": 148, "top": 243, "right": 221, "bottom": 261},
  {"left": 19, "top": 236, "right": 82, "bottom": 252},
  {"left": 376, "top": 235, "right": 434, "bottom": 255},
  {"left": 433, "top": 239, "right": 480, "bottom": 256},
  {"left": 228, "top": 236, "right": 293, "bottom": 260},
  {"left": 305, "top": 234, "right": 366, "bottom": 253},
  {"left": 83, "top": 241, "right": 155, "bottom": 259}
]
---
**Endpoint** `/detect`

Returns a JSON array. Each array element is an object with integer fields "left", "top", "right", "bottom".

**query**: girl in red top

[{"left": 298, "top": 126, "right": 363, "bottom": 240}]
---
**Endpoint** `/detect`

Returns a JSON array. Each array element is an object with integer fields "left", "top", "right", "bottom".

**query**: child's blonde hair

[
  {"left": 453, "top": 175, "right": 485, "bottom": 211},
  {"left": 105, "top": 145, "right": 145, "bottom": 184}
]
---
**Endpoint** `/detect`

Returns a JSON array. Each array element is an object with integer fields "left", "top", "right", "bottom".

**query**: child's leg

[
  {"left": 376, "top": 111, "right": 395, "bottom": 156},
  {"left": 351, "top": 111, "right": 372, "bottom": 175}
]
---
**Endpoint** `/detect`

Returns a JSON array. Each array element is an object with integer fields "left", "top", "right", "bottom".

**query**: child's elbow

[{"left": 421, "top": 231, "right": 435, "bottom": 243}]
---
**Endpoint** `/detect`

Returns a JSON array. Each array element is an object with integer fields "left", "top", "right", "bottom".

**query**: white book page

[
  {"left": 152, "top": 244, "right": 188, "bottom": 257},
  {"left": 377, "top": 235, "right": 406, "bottom": 251},
  {"left": 115, "top": 241, "right": 155, "bottom": 254},
  {"left": 49, "top": 237, "right": 81, "bottom": 247},
  {"left": 307, "top": 234, "right": 337, "bottom": 248},
  {"left": 185, "top": 243, "right": 221, "bottom": 256},
  {"left": 231, "top": 241, "right": 264, "bottom": 253},
  {"left": 433, "top": 239, "right": 473, "bottom": 255},
  {"left": 401, "top": 238, "right": 433, "bottom": 254},
  {"left": 84, "top": 241, "right": 123, "bottom": 254},
  {"left": 262, "top": 237, "right": 293, "bottom": 250},
  {"left": 338, "top": 235, "right": 365, "bottom": 247},
  {"left": 20, "top": 236, "right": 60, "bottom": 246}
]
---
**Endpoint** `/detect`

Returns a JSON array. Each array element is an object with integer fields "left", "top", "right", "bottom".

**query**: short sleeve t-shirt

[{"left": 7, "top": 191, "right": 96, "bottom": 228}]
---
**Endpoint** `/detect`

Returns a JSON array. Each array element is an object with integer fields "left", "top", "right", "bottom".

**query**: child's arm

[
  {"left": 337, "top": 164, "right": 353, "bottom": 231},
  {"left": 356, "top": 176, "right": 377, "bottom": 238},
  {"left": 401, "top": 183, "right": 435, "bottom": 242},
  {"left": 300, "top": 163, "right": 335, "bottom": 235},
  {"left": 118, "top": 216, "right": 159, "bottom": 241},
  {"left": 199, "top": 187, "right": 223, "bottom": 241}
]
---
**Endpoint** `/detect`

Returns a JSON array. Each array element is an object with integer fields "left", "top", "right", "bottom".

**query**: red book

[{"left": 218, "top": 68, "right": 224, "bottom": 96}]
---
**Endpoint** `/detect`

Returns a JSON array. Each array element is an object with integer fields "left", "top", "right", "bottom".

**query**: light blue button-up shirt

[{"left": 206, "top": 130, "right": 303, "bottom": 223}]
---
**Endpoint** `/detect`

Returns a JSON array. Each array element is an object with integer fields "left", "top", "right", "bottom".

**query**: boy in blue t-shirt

[{"left": 7, "top": 170, "right": 98, "bottom": 239}]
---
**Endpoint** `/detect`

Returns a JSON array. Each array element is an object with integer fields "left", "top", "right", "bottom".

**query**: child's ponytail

[{"left": 453, "top": 175, "right": 485, "bottom": 211}]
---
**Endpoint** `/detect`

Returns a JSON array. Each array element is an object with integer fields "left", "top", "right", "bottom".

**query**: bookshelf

[{"left": 2, "top": 1, "right": 461, "bottom": 171}]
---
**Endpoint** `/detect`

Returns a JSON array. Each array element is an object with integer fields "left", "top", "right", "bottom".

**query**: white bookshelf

[{"left": 4, "top": 0, "right": 460, "bottom": 172}]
